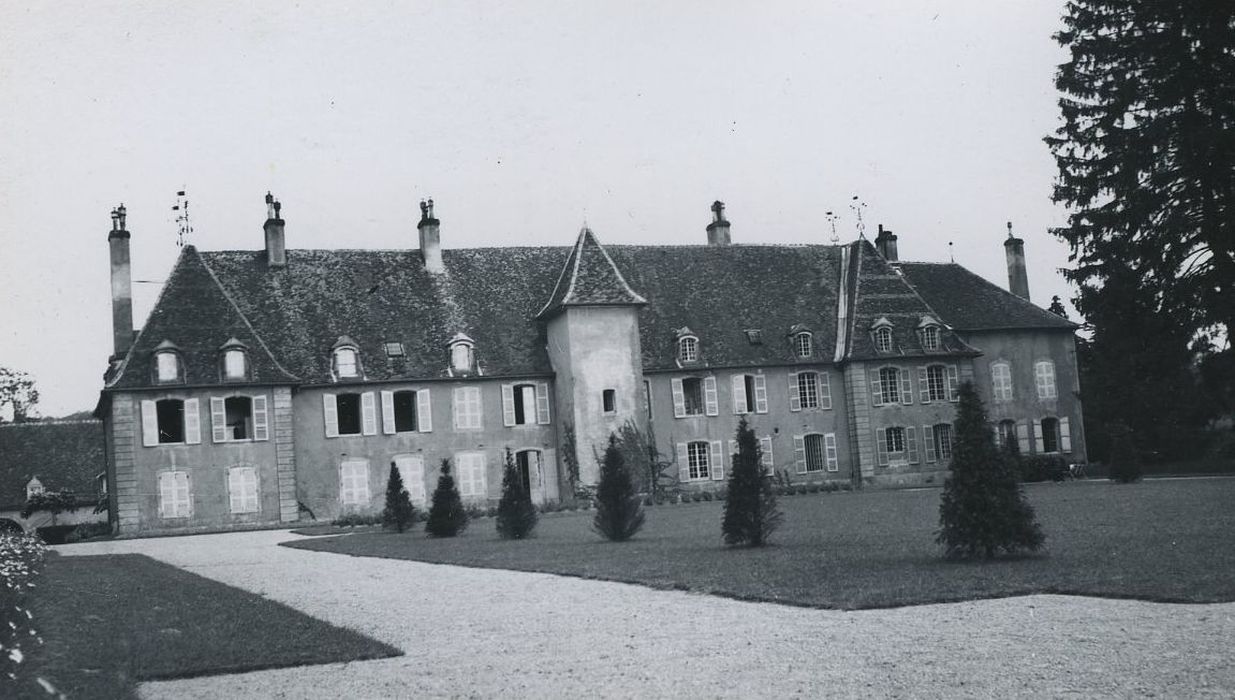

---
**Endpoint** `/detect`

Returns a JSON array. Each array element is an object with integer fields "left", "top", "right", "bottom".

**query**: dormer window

[
  {"left": 793, "top": 329, "right": 813, "bottom": 358},
  {"left": 675, "top": 327, "right": 699, "bottom": 363},
  {"left": 332, "top": 336, "right": 362, "bottom": 380},
  {"left": 448, "top": 333, "right": 475, "bottom": 373},
  {"left": 153, "top": 341, "right": 183, "bottom": 383},
  {"left": 220, "top": 338, "right": 249, "bottom": 381},
  {"left": 921, "top": 326, "right": 940, "bottom": 351}
]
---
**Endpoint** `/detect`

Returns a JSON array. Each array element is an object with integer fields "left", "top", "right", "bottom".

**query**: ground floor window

[
  {"left": 1041, "top": 417, "right": 1060, "bottom": 453},
  {"left": 804, "top": 434, "right": 825, "bottom": 472},
  {"left": 227, "top": 466, "right": 259, "bottom": 514},
  {"left": 687, "top": 441, "right": 710, "bottom": 480},
  {"left": 158, "top": 471, "right": 191, "bottom": 518},
  {"left": 456, "top": 452, "right": 487, "bottom": 497},
  {"left": 933, "top": 424, "right": 953, "bottom": 461},
  {"left": 515, "top": 450, "right": 540, "bottom": 498},
  {"left": 340, "top": 459, "right": 370, "bottom": 506},
  {"left": 393, "top": 454, "right": 426, "bottom": 505},
  {"left": 997, "top": 420, "right": 1017, "bottom": 450}
]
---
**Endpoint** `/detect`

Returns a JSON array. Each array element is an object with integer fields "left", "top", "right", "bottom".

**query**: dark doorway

[{"left": 515, "top": 450, "right": 537, "bottom": 499}]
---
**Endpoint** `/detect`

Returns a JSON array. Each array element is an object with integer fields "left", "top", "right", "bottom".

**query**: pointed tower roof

[{"left": 537, "top": 227, "right": 647, "bottom": 319}]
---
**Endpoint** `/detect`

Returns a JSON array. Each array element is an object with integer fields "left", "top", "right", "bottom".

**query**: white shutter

[
  {"left": 1060, "top": 417, "right": 1072, "bottom": 452},
  {"left": 252, "top": 395, "right": 269, "bottom": 441},
  {"left": 788, "top": 372, "right": 801, "bottom": 412},
  {"left": 157, "top": 472, "right": 170, "bottom": 517},
  {"left": 871, "top": 372, "right": 883, "bottom": 407},
  {"left": 323, "top": 393, "right": 339, "bottom": 438},
  {"left": 183, "top": 398, "right": 201, "bottom": 445},
  {"left": 948, "top": 365, "right": 960, "bottom": 401},
  {"left": 819, "top": 373, "right": 832, "bottom": 410},
  {"left": 381, "top": 391, "right": 395, "bottom": 434},
  {"left": 793, "top": 435, "right": 807, "bottom": 474},
  {"left": 211, "top": 396, "right": 227, "bottom": 443},
  {"left": 824, "top": 433, "right": 839, "bottom": 472},
  {"left": 731, "top": 375, "right": 747, "bottom": 414},
  {"left": 361, "top": 392, "right": 378, "bottom": 435},
  {"left": 918, "top": 366, "right": 930, "bottom": 404},
  {"left": 760, "top": 436, "right": 774, "bottom": 473},
  {"left": 728, "top": 440, "right": 738, "bottom": 465},
  {"left": 396, "top": 454, "right": 427, "bottom": 505},
  {"left": 906, "top": 426, "right": 919, "bottom": 464},
  {"left": 875, "top": 428, "right": 889, "bottom": 466},
  {"left": 1032, "top": 419, "right": 1044, "bottom": 453},
  {"left": 923, "top": 425, "right": 937, "bottom": 463},
  {"left": 141, "top": 400, "right": 159, "bottom": 447},
  {"left": 753, "top": 374, "right": 768, "bottom": 414},
  {"left": 900, "top": 370, "right": 913, "bottom": 405},
  {"left": 417, "top": 389, "right": 433, "bottom": 432},
  {"left": 704, "top": 377, "right": 719, "bottom": 416},
  {"left": 671, "top": 378, "right": 686, "bottom": 418},
  {"left": 1016, "top": 422, "right": 1030, "bottom": 453},
  {"left": 676, "top": 442, "right": 689, "bottom": 482},
  {"left": 710, "top": 440, "right": 724, "bottom": 480},
  {"left": 501, "top": 384, "right": 516, "bottom": 427},
  {"left": 536, "top": 383, "right": 551, "bottom": 424}
]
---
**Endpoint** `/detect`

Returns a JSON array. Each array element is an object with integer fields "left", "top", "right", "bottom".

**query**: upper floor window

[
  {"left": 323, "top": 391, "right": 376, "bottom": 438},
  {"left": 925, "top": 365, "right": 948, "bottom": 402},
  {"left": 878, "top": 367, "right": 901, "bottom": 405},
  {"left": 874, "top": 327, "right": 893, "bottom": 353},
  {"left": 1035, "top": 360, "right": 1057, "bottom": 399},
  {"left": 223, "top": 349, "right": 248, "bottom": 381},
  {"left": 921, "top": 325, "right": 940, "bottom": 351},
  {"left": 453, "top": 386, "right": 483, "bottom": 429},
  {"left": 504, "top": 383, "right": 540, "bottom": 425},
  {"left": 682, "top": 377, "right": 704, "bottom": 415},
  {"left": 336, "top": 393, "right": 363, "bottom": 434},
  {"left": 449, "top": 333, "right": 475, "bottom": 373},
  {"left": 223, "top": 396, "right": 253, "bottom": 440},
  {"left": 157, "top": 398, "right": 186, "bottom": 443},
  {"left": 392, "top": 390, "right": 418, "bottom": 432},
  {"left": 798, "top": 372, "right": 819, "bottom": 409},
  {"left": 991, "top": 361, "right": 1013, "bottom": 401},
  {"left": 154, "top": 347, "right": 182, "bottom": 383},
  {"left": 334, "top": 347, "right": 359, "bottom": 379},
  {"left": 794, "top": 332, "right": 813, "bottom": 358},
  {"left": 679, "top": 336, "right": 699, "bottom": 363}
]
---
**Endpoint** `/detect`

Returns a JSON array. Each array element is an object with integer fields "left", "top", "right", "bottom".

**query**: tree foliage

[
  {"left": 592, "top": 434, "right": 645, "bottom": 542},
  {"left": 20, "top": 491, "right": 80, "bottom": 520},
  {"left": 425, "top": 459, "right": 468, "bottom": 537},
  {"left": 612, "top": 420, "right": 675, "bottom": 499},
  {"left": 381, "top": 462, "right": 416, "bottom": 533},
  {"left": 0, "top": 367, "right": 38, "bottom": 423},
  {"left": 937, "top": 382, "right": 1045, "bottom": 559},
  {"left": 722, "top": 417, "right": 783, "bottom": 547},
  {"left": 496, "top": 448, "right": 538, "bottom": 539}
]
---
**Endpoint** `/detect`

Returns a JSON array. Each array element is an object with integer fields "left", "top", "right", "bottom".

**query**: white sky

[{"left": 0, "top": 1, "right": 1075, "bottom": 417}]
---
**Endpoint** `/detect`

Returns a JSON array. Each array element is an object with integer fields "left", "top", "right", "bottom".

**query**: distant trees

[
  {"left": 938, "top": 382, "right": 1044, "bottom": 558},
  {"left": 722, "top": 417, "right": 782, "bottom": 547},
  {"left": 381, "top": 462, "right": 416, "bottom": 533},
  {"left": 0, "top": 367, "right": 38, "bottom": 423},
  {"left": 496, "top": 448, "right": 538, "bottom": 539},
  {"left": 593, "top": 435, "right": 645, "bottom": 542},
  {"left": 426, "top": 459, "right": 468, "bottom": 537}
]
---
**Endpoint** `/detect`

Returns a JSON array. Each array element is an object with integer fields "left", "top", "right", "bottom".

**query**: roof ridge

[
  {"left": 587, "top": 231, "right": 647, "bottom": 305},
  {"left": 197, "top": 251, "right": 301, "bottom": 381},
  {"left": 937, "top": 263, "right": 1079, "bottom": 329}
]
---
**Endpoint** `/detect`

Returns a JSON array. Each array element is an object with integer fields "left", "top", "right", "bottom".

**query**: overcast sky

[{"left": 1, "top": 1, "right": 1075, "bottom": 417}]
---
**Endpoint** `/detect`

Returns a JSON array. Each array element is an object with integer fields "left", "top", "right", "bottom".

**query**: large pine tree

[
  {"left": 381, "top": 461, "right": 416, "bottom": 533},
  {"left": 425, "top": 458, "right": 468, "bottom": 537},
  {"left": 496, "top": 448, "right": 538, "bottom": 539},
  {"left": 722, "top": 417, "right": 782, "bottom": 546},
  {"left": 593, "top": 434, "right": 645, "bottom": 542},
  {"left": 938, "top": 382, "right": 1045, "bottom": 559}
]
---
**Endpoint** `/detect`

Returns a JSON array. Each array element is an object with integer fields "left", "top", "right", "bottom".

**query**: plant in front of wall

[
  {"left": 722, "top": 417, "right": 783, "bottom": 547},
  {"left": 593, "top": 434, "right": 646, "bottom": 542},
  {"left": 381, "top": 462, "right": 416, "bottom": 533},
  {"left": 496, "top": 448, "right": 539, "bottom": 540},
  {"left": 426, "top": 459, "right": 469, "bottom": 537}
]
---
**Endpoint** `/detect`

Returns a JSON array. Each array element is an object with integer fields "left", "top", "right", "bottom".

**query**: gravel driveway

[{"left": 60, "top": 530, "right": 1235, "bottom": 698}]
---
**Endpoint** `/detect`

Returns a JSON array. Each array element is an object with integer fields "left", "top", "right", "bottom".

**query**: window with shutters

[
  {"left": 878, "top": 367, "right": 900, "bottom": 405},
  {"left": 795, "top": 332, "right": 813, "bottom": 358},
  {"left": 933, "top": 424, "right": 954, "bottom": 461},
  {"left": 1041, "top": 417, "right": 1060, "bottom": 453},
  {"left": 998, "top": 419, "right": 1017, "bottom": 449},
  {"left": 926, "top": 365, "right": 948, "bottom": 402},
  {"left": 339, "top": 459, "right": 370, "bottom": 506},
  {"left": 991, "top": 361, "right": 1013, "bottom": 401},
  {"left": 392, "top": 454, "right": 427, "bottom": 505},
  {"left": 740, "top": 375, "right": 756, "bottom": 413},
  {"left": 515, "top": 450, "right": 539, "bottom": 499},
  {"left": 798, "top": 372, "right": 820, "bottom": 409},
  {"left": 157, "top": 470, "right": 191, "bottom": 518},
  {"left": 874, "top": 327, "right": 893, "bottom": 353},
  {"left": 334, "top": 347, "right": 360, "bottom": 379},
  {"left": 156, "top": 399, "right": 185, "bottom": 443},
  {"left": 223, "top": 396, "right": 253, "bottom": 440},
  {"left": 154, "top": 350, "right": 182, "bottom": 384},
  {"left": 602, "top": 389, "right": 616, "bottom": 414},
  {"left": 453, "top": 386, "right": 483, "bottom": 429},
  {"left": 681, "top": 378, "right": 704, "bottom": 416},
  {"left": 392, "top": 390, "right": 418, "bottom": 432},
  {"left": 512, "top": 383, "right": 537, "bottom": 424},
  {"left": 1035, "top": 360, "right": 1057, "bottom": 399},
  {"left": 803, "top": 434, "right": 825, "bottom": 472},
  {"left": 686, "top": 441, "right": 710, "bottom": 480},
  {"left": 336, "top": 393, "right": 362, "bottom": 435},
  {"left": 227, "top": 466, "right": 259, "bottom": 514},
  {"left": 456, "top": 452, "right": 487, "bottom": 497},
  {"left": 678, "top": 336, "right": 698, "bottom": 363},
  {"left": 884, "top": 427, "right": 906, "bottom": 457},
  {"left": 921, "top": 325, "right": 940, "bottom": 351}
]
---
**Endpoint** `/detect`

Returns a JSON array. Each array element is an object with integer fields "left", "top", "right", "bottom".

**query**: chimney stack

[
  {"left": 108, "top": 204, "right": 134, "bottom": 358},
  {"left": 1004, "top": 221, "right": 1030, "bottom": 300},
  {"left": 264, "top": 192, "right": 286, "bottom": 268},
  {"left": 706, "top": 200, "right": 731, "bottom": 246},
  {"left": 875, "top": 224, "right": 898, "bottom": 261},
  {"left": 418, "top": 198, "right": 443, "bottom": 273}
]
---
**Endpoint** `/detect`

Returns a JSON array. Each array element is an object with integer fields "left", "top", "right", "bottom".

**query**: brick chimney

[
  {"left": 1004, "top": 221, "right": 1030, "bottom": 300},
  {"left": 264, "top": 192, "right": 286, "bottom": 268},
  {"left": 875, "top": 224, "right": 898, "bottom": 261},
  {"left": 706, "top": 200, "right": 731, "bottom": 246},
  {"left": 418, "top": 198, "right": 443, "bottom": 273},
  {"left": 108, "top": 204, "right": 134, "bottom": 358}
]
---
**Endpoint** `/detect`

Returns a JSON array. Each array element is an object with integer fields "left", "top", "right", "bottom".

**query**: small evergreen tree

[
  {"left": 496, "top": 448, "right": 539, "bottom": 539},
  {"left": 426, "top": 458, "right": 468, "bottom": 537},
  {"left": 1107, "top": 422, "right": 1143, "bottom": 484},
  {"left": 593, "top": 434, "right": 645, "bottom": 542},
  {"left": 381, "top": 462, "right": 416, "bottom": 532},
  {"left": 937, "top": 382, "right": 1045, "bottom": 559},
  {"left": 722, "top": 417, "right": 783, "bottom": 546}
]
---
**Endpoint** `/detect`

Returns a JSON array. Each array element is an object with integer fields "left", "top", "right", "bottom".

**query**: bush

[
  {"left": 722, "top": 417, "right": 783, "bottom": 547},
  {"left": 65, "top": 521, "right": 112, "bottom": 543},
  {"left": 496, "top": 448, "right": 539, "bottom": 540},
  {"left": 937, "top": 382, "right": 1045, "bottom": 558},
  {"left": 593, "top": 434, "right": 646, "bottom": 542},
  {"left": 381, "top": 462, "right": 416, "bottom": 533},
  {"left": 332, "top": 513, "right": 382, "bottom": 527},
  {"left": 2, "top": 533, "right": 47, "bottom": 684},
  {"left": 1108, "top": 424, "right": 1143, "bottom": 483},
  {"left": 426, "top": 459, "right": 469, "bottom": 537},
  {"left": 1018, "top": 455, "right": 1070, "bottom": 483},
  {"left": 35, "top": 524, "right": 77, "bottom": 545}
]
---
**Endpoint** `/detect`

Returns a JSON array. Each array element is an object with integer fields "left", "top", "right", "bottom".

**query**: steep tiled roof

[
  {"left": 0, "top": 420, "right": 105, "bottom": 509},
  {"left": 539, "top": 228, "right": 647, "bottom": 317},
  {"left": 898, "top": 262, "right": 1078, "bottom": 331},
  {"left": 846, "top": 241, "right": 980, "bottom": 361}
]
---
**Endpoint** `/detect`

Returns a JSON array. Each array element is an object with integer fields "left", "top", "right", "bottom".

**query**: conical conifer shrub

[
  {"left": 426, "top": 458, "right": 469, "bottom": 537},
  {"left": 593, "top": 434, "right": 645, "bottom": 542},
  {"left": 381, "top": 461, "right": 416, "bottom": 533},
  {"left": 722, "top": 417, "right": 782, "bottom": 546},
  {"left": 496, "top": 448, "right": 539, "bottom": 539}
]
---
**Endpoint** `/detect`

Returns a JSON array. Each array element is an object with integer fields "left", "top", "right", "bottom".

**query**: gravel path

[{"left": 60, "top": 530, "right": 1235, "bottom": 699}]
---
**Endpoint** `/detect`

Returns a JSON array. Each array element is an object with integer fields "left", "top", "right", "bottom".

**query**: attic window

[
  {"left": 678, "top": 336, "right": 699, "bottom": 363},
  {"left": 745, "top": 329, "right": 763, "bottom": 345},
  {"left": 921, "top": 326, "right": 940, "bottom": 351},
  {"left": 874, "top": 327, "right": 893, "bottom": 353},
  {"left": 384, "top": 342, "right": 405, "bottom": 358},
  {"left": 334, "top": 347, "right": 360, "bottom": 379},
  {"left": 154, "top": 350, "right": 182, "bottom": 383},
  {"left": 449, "top": 334, "right": 475, "bottom": 373},
  {"left": 794, "top": 332, "right": 813, "bottom": 358}
]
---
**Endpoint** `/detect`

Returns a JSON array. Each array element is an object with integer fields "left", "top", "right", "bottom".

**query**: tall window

[
  {"left": 227, "top": 466, "right": 259, "bottom": 514},
  {"left": 874, "top": 327, "right": 893, "bottom": 352},
  {"left": 804, "top": 434, "right": 825, "bottom": 472},
  {"left": 224, "top": 396, "right": 253, "bottom": 440},
  {"left": 335, "top": 347, "right": 359, "bottom": 378},
  {"left": 798, "top": 372, "right": 820, "bottom": 409},
  {"left": 741, "top": 375, "right": 756, "bottom": 413},
  {"left": 456, "top": 452, "right": 487, "bottom": 497},
  {"left": 156, "top": 399, "right": 185, "bottom": 443},
  {"left": 157, "top": 471, "right": 191, "bottom": 518},
  {"left": 339, "top": 459, "right": 370, "bottom": 506},
  {"left": 795, "top": 332, "right": 813, "bottom": 358},
  {"left": 1041, "top": 417, "right": 1060, "bottom": 453},
  {"left": 155, "top": 352, "right": 181, "bottom": 383},
  {"left": 336, "top": 393, "right": 362, "bottom": 435},
  {"left": 998, "top": 419, "right": 1017, "bottom": 449},
  {"left": 223, "top": 349, "right": 247, "bottom": 380},
  {"left": 602, "top": 389, "right": 616, "bottom": 414},
  {"left": 393, "top": 390, "right": 418, "bottom": 432},
  {"left": 453, "top": 386, "right": 483, "bottom": 429},
  {"left": 687, "top": 441, "right": 711, "bottom": 480},
  {"left": 991, "top": 361, "right": 1013, "bottom": 401},
  {"left": 879, "top": 367, "right": 900, "bottom": 405},
  {"left": 679, "top": 336, "right": 698, "bottom": 362},
  {"left": 922, "top": 325, "right": 940, "bottom": 351},
  {"left": 513, "top": 383, "right": 537, "bottom": 424},
  {"left": 884, "top": 427, "right": 906, "bottom": 455},
  {"left": 682, "top": 378, "right": 704, "bottom": 415},
  {"left": 933, "top": 424, "right": 954, "bottom": 461},
  {"left": 393, "top": 454, "right": 426, "bottom": 505},
  {"left": 1035, "top": 361, "right": 1057, "bottom": 399},
  {"left": 926, "top": 365, "right": 948, "bottom": 402}
]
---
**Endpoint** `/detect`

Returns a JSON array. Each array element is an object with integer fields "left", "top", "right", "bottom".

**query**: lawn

[
  {"left": 14, "top": 553, "right": 401, "bottom": 700},
  {"left": 286, "top": 477, "right": 1235, "bottom": 610}
]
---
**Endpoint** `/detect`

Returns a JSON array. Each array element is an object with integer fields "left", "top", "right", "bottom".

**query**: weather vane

[
  {"left": 849, "top": 196, "right": 868, "bottom": 239},
  {"left": 172, "top": 190, "right": 193, "bottom": 248},
  {"left": 825, "top": 210, "right": 840, "bottom": 244}
]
